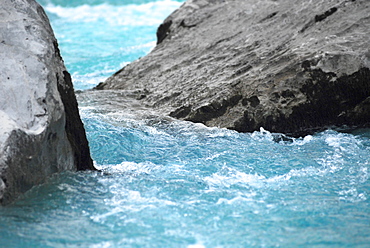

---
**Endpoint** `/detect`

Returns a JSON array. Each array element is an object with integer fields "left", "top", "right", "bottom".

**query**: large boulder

[
  {"left": 97, "top": 0, "right": 370, "bottom": 136},
  {"left": 0, "top": 0, "right": 95, "bottom": 205}
]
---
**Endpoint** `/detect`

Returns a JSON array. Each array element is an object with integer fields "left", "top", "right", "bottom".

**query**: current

[{"left": 0, "top": 0, "right": 369, "bottom": 247}]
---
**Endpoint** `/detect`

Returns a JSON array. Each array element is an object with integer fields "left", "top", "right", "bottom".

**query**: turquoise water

[
  {"left": 1, "top": 0, "right": 370, "bottom": 247},
  {"left": 38, "top": 0, "right": 184, "bottom": 90}
]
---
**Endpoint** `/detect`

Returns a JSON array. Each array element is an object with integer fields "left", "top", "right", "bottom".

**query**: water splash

[
  {"left": 1, "top": 0, "right": 368, "bottom": 247},
  {"left": 40, "top": 0, "right": 183, "bottom": 90},
  {"left": 1, "top": 116, "right": 369, "bottom": 246},
  {"left": 44, "top": 1, "right": 183, "bottom": 26}
]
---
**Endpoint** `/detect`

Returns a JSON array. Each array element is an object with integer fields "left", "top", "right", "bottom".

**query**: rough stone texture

[
  {"left": 98, "top": 0, "right": 370, "bottom": 137},
  {"left": 0, "top": 0, "right": 95, "bottom": 205}
]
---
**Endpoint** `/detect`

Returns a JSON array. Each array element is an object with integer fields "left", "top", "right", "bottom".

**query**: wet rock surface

[
  {"left": 98, "top": 0, "right": 370, "bottom": 136},
  {"left": 0, "top": 0, "right": 94, "bottom": 204}
]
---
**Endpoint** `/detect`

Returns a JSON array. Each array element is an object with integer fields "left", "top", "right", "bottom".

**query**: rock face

[
  {"left": 0, "top": 0, "right": 95, "bottom": 205},
  {"left": 98, "top": 0, "right": 370, "bottom": 136}
]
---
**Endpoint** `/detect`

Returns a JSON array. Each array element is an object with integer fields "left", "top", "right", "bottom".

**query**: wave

[{"left": 44, "top": 0, "right": 183, "bottom": 26}]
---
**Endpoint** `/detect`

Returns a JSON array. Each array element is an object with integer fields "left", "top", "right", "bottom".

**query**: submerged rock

[
  {"left": 98, "top": 0, "right": 370, "bottom": 136},
  {"left": 0, "top": 0, "right": 95, "bottom": 204}
]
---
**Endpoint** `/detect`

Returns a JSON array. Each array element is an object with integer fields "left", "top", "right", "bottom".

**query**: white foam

[
  {"left": 325, "top": 136, "right": 342, "bottom": 148},
  {"left": 216, "top": 193, "right": 256, "bottom": 205},
  {"left": 293, "top": 134, "right": 314, "bottom": 146},
  {"left": 91, "top": 186, "right": 177, "bottom": 223},
  {"left": 45, "top": 0, "right": 183, "bottom": 26},
  {"left": 104, "top": 161, "right": 159, "bottom": 175},
  {"left": 204, "top": 167, "right": 266, "bottom": 189},
  {"left": 71, "top": 71, "right": 113, "bottom": 89},
  {"left": 187, "top": 244, "right": 206, "bottom": 248},
  {"left": 121, "top": 41, "right": 157, "bottom": 56},
  {"left": 251, "top": 127, "right": 274, "bottom": 142},
  {"left": 338, "top": 187, "right": 367, "bottom": 202}
]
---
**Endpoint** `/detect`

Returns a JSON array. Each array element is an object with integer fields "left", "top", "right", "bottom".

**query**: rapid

[{"left": 0, "top": 0, "right": 369, "bottom": 247}]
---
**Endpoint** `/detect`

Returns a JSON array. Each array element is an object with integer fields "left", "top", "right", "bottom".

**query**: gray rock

[
  {"left": 0, "top": 0, "right": 95, "bottom": 205},
  {"left": 98, "top": 0, "right": 370, "bottom": 136}
]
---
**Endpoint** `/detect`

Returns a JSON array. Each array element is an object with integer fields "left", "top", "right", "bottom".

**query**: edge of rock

[
  {"left": 97, "top": 0, "right": 370, "bottom": 137},
  {"left": 0, "top": 0, "right": 95, "bottom": 205}
]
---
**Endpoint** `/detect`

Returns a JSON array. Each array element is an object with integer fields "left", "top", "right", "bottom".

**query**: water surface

[{"left": 0, "top": 0, "right": 369, "bottom": 247}]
